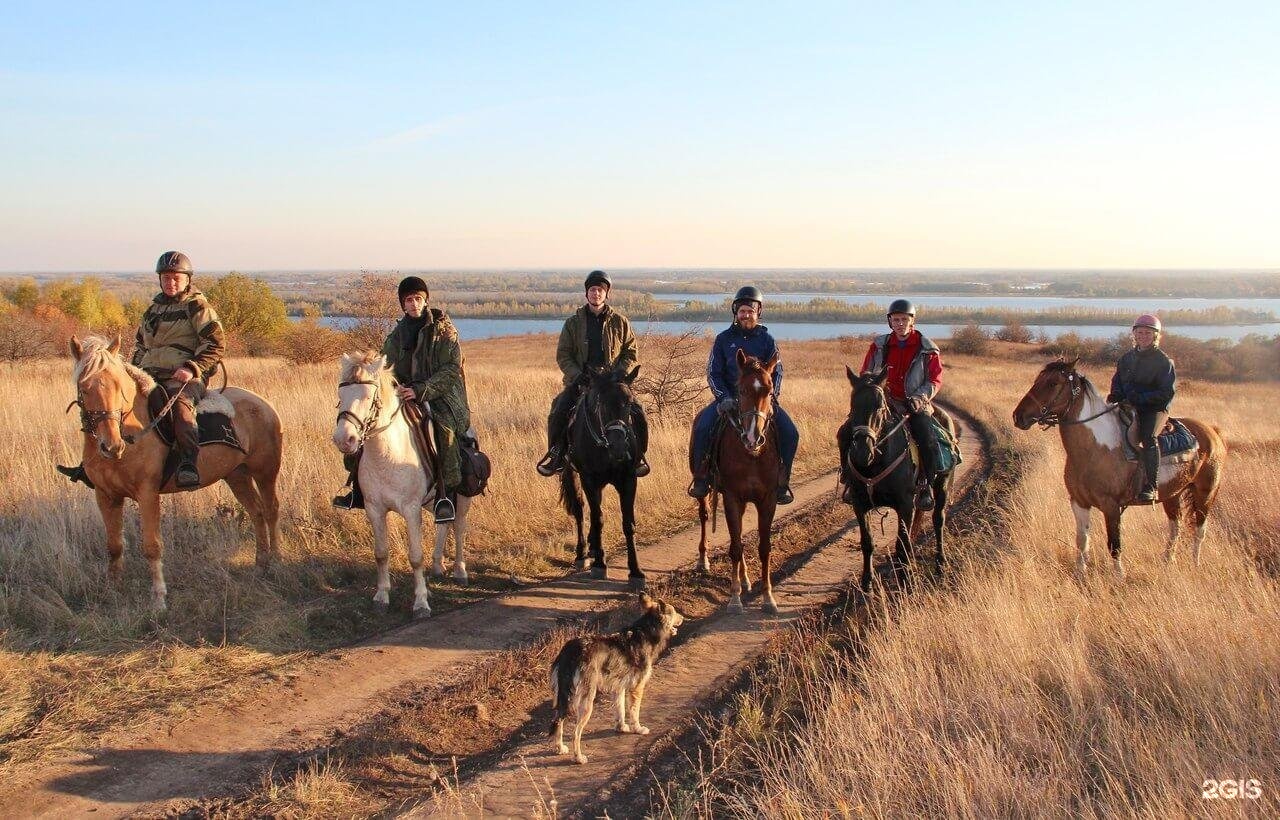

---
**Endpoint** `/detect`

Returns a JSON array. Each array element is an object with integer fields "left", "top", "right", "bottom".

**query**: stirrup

[
  {"left": 634, "top": 457, "right": 651, "bottom": 478},
  {"left": 688, "top": 477, "right": 711, "bottom": 499},
  {"left": 776, "top": 485, "right": 794, "bottom": 505},
  {"left": 434, "top": 496, "right": 457, "bottom": 523},
  {"left": 176, "top": 463, "right": 201, "bottom": 490},
  {"left": 914, "top": 480, "right": 934, "bottom": 511},
  {"left": 536, "top": 448, "right": 563, "bottom": 477}
]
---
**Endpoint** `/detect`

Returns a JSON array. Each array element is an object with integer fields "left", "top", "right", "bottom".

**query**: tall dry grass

[
  {"left": 0, "top": 333, "right": 857, "bottom": 767},
  {"left": 663, "top": 354, "right": 1280, "bottom": 818}
]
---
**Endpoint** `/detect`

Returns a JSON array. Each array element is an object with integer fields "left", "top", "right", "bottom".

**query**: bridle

[
  {"left": 68, "top": 360, "right": 187, "bottom": 447},
  {"left": 726, "top": 399, "right": 774, "bottom": 455},
  {"left": 1027, "top": 370, "right": 1119, "bottom": 429},
  {"left": 336, "top": 377, "right": 395, "bottom": 448},
  {"left": 844, "top": 391, "right": 911, "bottom": 493},
  {"left": 581, "top": 382, "right": 634, "bottom": 452}
]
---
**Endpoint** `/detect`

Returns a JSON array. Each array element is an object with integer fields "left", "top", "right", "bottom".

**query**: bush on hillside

[{"left": 948, "top": 323, "right": 991, "bottom": 355}]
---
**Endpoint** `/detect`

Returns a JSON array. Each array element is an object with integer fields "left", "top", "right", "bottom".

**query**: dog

[{"left": 548, "top": 593, "right": 684, "bottom": 764}]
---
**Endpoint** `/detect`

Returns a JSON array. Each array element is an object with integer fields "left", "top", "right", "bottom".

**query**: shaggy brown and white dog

[{"left": 548, "top": 594, "right": 684, "bottom": 764}]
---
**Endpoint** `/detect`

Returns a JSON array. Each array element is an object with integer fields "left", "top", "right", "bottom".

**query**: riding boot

[
  {"left": 1136, "top": 446, "right": 1160, "bottom": 503},
  {"left": 631, "top": 403, "right": 651, "bottom": 477},
  {"left": 332, "top": 451, "right": 364, "bottom": 509},
  {"left": 688, "top": 461, "right": 711, "bottom": 499},
  {"left": 537, "top": 394, "right": 573, "bottom": 477},
  {"left": 915, "top": 477, "right": 935, "bottom": 511},
  {"left": 776, "top": 461, "right": 794, "bottom": 505},
  {"left": 172, "top": 395, "right": 201, "bottom": 490},
  {"left": 57, "top": 463, "right": 96, "bottom": 490}
]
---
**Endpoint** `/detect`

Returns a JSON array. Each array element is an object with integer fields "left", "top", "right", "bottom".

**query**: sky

[{"left": 2, "top": 1, "right": 1279, "bottom": 272}]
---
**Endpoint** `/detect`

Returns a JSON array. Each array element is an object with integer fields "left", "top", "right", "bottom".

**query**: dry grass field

[
  {"left": 661, "top": 351, "right": 1280, "bottom": 818},
  {"left": 0, "top": 332, "right": 857, "bottom": 769}
]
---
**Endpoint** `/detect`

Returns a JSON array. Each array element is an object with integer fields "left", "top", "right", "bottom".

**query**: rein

[
  {"left": 576, "top": 385, "right": 634, "bottom": 452},
  {"left": 1029, "top": 371, "right": 1119, "bottom": 429},
  {"left": 69, "top": 371, "right": 185, "bottom": 446},
  {"left": 336, "top": 378, "right": 397, "bottom": 449},
  {"left": 844, "top": 399, "right": 911, "bottom": 495}
]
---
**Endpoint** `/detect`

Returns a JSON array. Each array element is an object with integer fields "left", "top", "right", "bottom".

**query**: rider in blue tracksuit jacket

[{"left": 687, "top": 287, "right": 799, "bottom": 504}]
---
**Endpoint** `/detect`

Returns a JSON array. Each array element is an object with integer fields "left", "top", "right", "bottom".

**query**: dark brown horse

[
  {"left": 694, "top": 349, "right": 781, "bottom": 613},
  {"left": 1013, "top": 358, "right": 1226, "bottom": 577},
  {"left": 69, "top": 335, "right": 283, "bottom": 611}
]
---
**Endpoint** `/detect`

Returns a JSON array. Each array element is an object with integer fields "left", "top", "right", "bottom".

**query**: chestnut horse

[
  {"left": 1013, "top": 358, "right": 1225, "bottom": 576},
  {"left": 694, "top": 350, "right": 781, "bottom": 614},
  {"left": 68, "top": 335, "right": 283, "bottom": 611}
]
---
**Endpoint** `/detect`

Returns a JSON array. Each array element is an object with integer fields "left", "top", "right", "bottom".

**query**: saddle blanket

[
  {"left": 153, "top": 390, "right": 245, "bottom": 452},
  {"left": 1123, "top": 417, "right": 1197, "bottom": 464}
]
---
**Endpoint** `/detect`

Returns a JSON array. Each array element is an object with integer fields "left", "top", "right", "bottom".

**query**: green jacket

[
  {"left": 381, "top": 309, "right": 471, "bottom": 489},
  {"left": 556, "top": 305, "right": 638, "bottom": 387},
  {"left": 131, "top": 287, "right": 226, "bottom": 380}
]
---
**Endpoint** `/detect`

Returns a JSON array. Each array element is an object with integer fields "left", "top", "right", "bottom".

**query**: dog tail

[{"left": 548, "top": 639, "right": 584, "bottom": 736}]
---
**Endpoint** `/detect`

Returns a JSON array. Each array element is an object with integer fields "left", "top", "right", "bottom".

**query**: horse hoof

[
  {"left": 412, "top": 606, "right": 431, "bottom": 620},
  {"left": 628, "top": 576, "right": 646, "bottom": 592},
  {"left": 575, "top": 558, "right": 589, "bottom": 572},
  {"left": 762, "top": 600, "right": 779, "bottom": 615},
  {"left": 697, "top": 558, "right": 711, "bottom": 573},
  {"left": 590, "top": 565, "right": 607, "bottom": 580},
  {"left": 453, "top": 571, "right": 469, "bottom": 586},
  {"left": 372, "top": 600, "right": 390, "bottom": 615},
  {"left": 726, "top": 597, "right": 744, "bottom": 614},
  {"left": 431, "top": 566, "right": 446, "bottom": 579}
]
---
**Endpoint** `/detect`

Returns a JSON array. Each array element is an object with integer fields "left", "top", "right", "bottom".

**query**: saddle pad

[
  {"left": 1123, "top": 418, "right": 1197, "bottom": 463},
  {"left": 156, "top": 411, "right": 245, "bottom": 452}
]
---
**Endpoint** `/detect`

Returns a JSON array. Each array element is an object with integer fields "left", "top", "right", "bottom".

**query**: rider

[
  {"left": 536, "top": 270, "right": 650, "bottom": 478},
  {"left": 59, "top": 251, "right": 225, "bottom": 491},
  {"left": 851, "top": 298, "right": 944, "bottom": 510},
  {"left": 687, "top": 286, "right": 799, "bottom": 505},
  {"left": 333, "top": 276, "right": 471, "bottom": 522},
  {"left": 1106, "top": 313, "right": 1175, "bottom": 503}
]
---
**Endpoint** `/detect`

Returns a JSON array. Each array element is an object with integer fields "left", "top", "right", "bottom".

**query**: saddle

[
  {"left": 148, "top": 386, "right": 244, "bottom": 452},
  {"left": 1116, "top": 405, "right": 1198, "bottom": 463}
]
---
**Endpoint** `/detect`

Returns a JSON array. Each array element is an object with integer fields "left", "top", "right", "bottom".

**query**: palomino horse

[
  {"left": 839, "top": 367, "right": 957, "bottom": 592},
  {"left": 68, "top": 335, "right": 282, "bottom": 612},
  {"left": 331, "top": 352, "right": 473, "bottom": 617},
  {"left": 1013, "top": 358, "right": 1225, "bottom": 576},
  {"left": 694, "top": 349, "right": 782, "bottom": 613},
  {"left": 560, "top": 366, "right": 646, "bottom": 588}
]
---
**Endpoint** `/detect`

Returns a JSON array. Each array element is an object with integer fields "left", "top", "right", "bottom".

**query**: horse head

[
  {"left": 733, "top": 349, "right": 777, "bottom": 453},
  {"left": 333, "top": 351, "right": 391, "bottom": 454},
  {"left": 844, "top": 365, "right": 891, "bottom": 468},
  {"left": 585, "top": 365, "right": 640, "bottom": 465},
  {"left": 1013, "top": 356, "right": 1083, "bottom": 430},
  {"left": 70, "top": 334, "right": 138, "bottom": 460}
]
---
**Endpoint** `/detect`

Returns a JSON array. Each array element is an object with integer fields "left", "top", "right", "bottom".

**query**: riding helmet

[
  {"left": 584, "top": 270, "right": 612, "bottom": 291},
  {"left": 732, "top": 285, "right": 764, "bottom": 314},
  {"left": 887, "top": 298, "right": 916, "bottom": 317},
  {"left": 1132, "top": 313, "right": 1162, "bottom": 333},
  {"left": 155, "top": 251, "right": 193, "bottom": 276},
  {"left": 398, "top": 276, "right": 430, "bottom": 303}
]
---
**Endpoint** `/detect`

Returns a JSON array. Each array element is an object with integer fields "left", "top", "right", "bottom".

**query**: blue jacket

[
  {"left": 708, "top": 323, "right": 783, "bottom": 400},
  {"left": 1108, "top": 346, "right": 1176, "bottom": 412}
]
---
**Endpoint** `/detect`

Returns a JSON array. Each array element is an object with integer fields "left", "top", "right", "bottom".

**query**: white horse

[{"left": 331, "top": 352, "right": 473, "bottom": 617}]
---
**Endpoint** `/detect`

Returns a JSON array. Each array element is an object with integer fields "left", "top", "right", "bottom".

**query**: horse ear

[
  {"left": 1069, "top": 355, "right": 1081, "bottom": 369},
  {"left": 624, "top": 365, "right": 640, "bottom": 384},
  {"left": 735, "top": 348, "right": 748, "bottom": 366},
  {"left": 764, "top": 352, "right": 779, "bottom": 372},
  {"left": 846, "top": 364, "right": 858, "bottom": 386},
  {"left": 108, "top": 333, "right": 121, "bottom": 355},
  {"left": 69, "top": 336, "right": 83, "bottom": 360},
  {"left": 376, "top": 354, "right": 389, "bottom": 371}
]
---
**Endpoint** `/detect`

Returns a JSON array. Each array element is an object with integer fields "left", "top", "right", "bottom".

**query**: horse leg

[
  {"left": 585, "top": 482, "right": 607, "bottom": 579},
  {"left": 252, "top": 459, "right": 283, "bottom": 563},
  {"left": 855, "top": 507, "right": 875, "bottom": 593},
  {"left": 95, "top": 490, "right": 125, "bottom": 585},
  {"left": 723, "top": 494, "right": 746, "bottom": 613},
  {"left": 450, "top": 494, "right": 470, "bottom": 584},
  {"left": 365, "top": 507, "right": 392, "bottom": 611},
  {"left": 932, "top": 476, "right": 948, "bottom": 576},
  {"left": 1103, "top": 507, "right": 1125, "bottom": 579},
  {"left": 619, "top": 478, "right": 644, "bottom": 590},
  {"left": 403, "top": 503, "right": 430, "bottom": 618},
  {"left": 223, "top": 468, "right": 270, "bottom": 571},
  {"left": 893, "top": 503, "right": 914, "bottom": 591},
  {"left": 696, "top": 495, "right": 711, "bottom": 573},
  {"left": 138, "top": 491, "right": 167, "bottom": 613},
  {"left": 759, "top": 500, "right": 778, "bottom": 614},
  {"left": 1071, "top": 500, "right": 1092, "bottom": 578},
  {"left": 1162, "top": 493, "right": 1183, "bottom": 564}
]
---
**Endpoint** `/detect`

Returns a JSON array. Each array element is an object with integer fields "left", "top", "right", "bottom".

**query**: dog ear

[{"left": 639, "top": 592, "right": 655, "bottom": 609}]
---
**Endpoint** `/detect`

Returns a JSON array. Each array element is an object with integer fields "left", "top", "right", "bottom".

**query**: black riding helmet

[
  {"left": 887, "top": 298, "right": 916, "bottom": 317},
  {"left": 584, "top": 270, "right": 612, "bottom": 291},
  {"left": 732, "top": 285, "right": 764, "bottom": 315},
  {"left": 398, "top": 276, "right": 430, "bottom": 304},
  {"left": 156, "top": 251, "right": 193, "bottom": 276}
]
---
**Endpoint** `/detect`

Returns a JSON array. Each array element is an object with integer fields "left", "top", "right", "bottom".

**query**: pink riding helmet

[{"left": 1132, "top": 313, "right": 1162, "bottom": 333}]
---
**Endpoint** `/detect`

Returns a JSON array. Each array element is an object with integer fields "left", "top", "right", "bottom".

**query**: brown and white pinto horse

[
  {"left": 69, "top": 335, "right": 283, "bottom": 611},
  {"left": 1013, "top": 358, "right": 1225, "bottom": 576},
  {"left": 694, "top": 349, "right": 782, "bottom": 614}
]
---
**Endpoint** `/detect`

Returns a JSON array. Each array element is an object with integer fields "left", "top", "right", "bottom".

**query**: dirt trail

[
  {"left": 411, "top": 415, "right": 984, "bottom": 819},
  {"left": 0, "top": 470, "right": 852, "bottom": 818}
]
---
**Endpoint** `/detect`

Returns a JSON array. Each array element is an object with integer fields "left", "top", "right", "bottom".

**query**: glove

[
  {"left": 717, "top": 395, "right": 736, "bottom": 415},
  {"left": 573, "top": 371, "right": 590, "bottom": 388},
  {"left": 907, "top": 395, "right": 929, "bottom": 414}
]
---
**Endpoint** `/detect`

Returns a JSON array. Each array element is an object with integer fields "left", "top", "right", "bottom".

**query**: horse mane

[
  {"left": 1041, "top": 359, "right": 1103, "bottom": 403},
  {"left": 73, "top": 336, "right": 156, "bottom": 394},
  {"left": 339, "top": 351, "right": 395, "bottom": 402}
]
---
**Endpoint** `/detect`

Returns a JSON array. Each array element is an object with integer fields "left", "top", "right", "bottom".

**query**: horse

[
  {"left": 559, "top": 366, "right": 645, "bottom": 589},
  {"left": 331, "top": 352, "right": 474, "bottom": 617},
  {"left": 694, "top": 349, "right": 783, "bottom": 613},
  {"left": 1013, "top": 358, "right": 1225, "bottom": 577},
  {"left": 67, "top": 334, "right": 283, "bottom": 612},
  {"left": 839, "top": 367, "right": 957, "bottom": 593}
]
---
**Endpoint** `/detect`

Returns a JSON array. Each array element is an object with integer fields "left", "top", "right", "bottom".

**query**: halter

[
  {"left": 336, "top": 377, "right": 394, "bottom": 449},
  {"left": 1028, "top": 371, "right": 1119, "bottom": 429}
]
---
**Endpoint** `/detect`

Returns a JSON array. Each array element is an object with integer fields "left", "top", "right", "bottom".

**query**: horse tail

[
  {"left": 548, "top": 639, "right": 583, "bottom": 736},
  {"left": 559, "top": 464, "right": 582, "bottom": 519},
  {"left": 710, "top": 489, "right": 719, "bottom": 534}
]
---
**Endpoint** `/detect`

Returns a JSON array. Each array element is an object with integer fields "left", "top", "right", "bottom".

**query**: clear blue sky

[{"left": 3, "top": 1, "right": 1278, "bottom": 271}]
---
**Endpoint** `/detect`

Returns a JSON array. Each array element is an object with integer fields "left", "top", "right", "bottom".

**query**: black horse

[
  {"left": 559, "top": 366, "right": 646, "bottom": 589},
  {"left": 838, "top": 366, "right": 956, "bottom": 592}
]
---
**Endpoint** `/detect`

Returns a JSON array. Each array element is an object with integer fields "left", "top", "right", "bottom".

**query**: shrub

[
  {"left": 276, "top": 315, "right": 349, "bottom": 365},
  {"left": 948, "top": 323, "right": 991, "bottom": 355},
  {"left": 994, "top": 321, "right": 1034, "bottom": 344}
]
